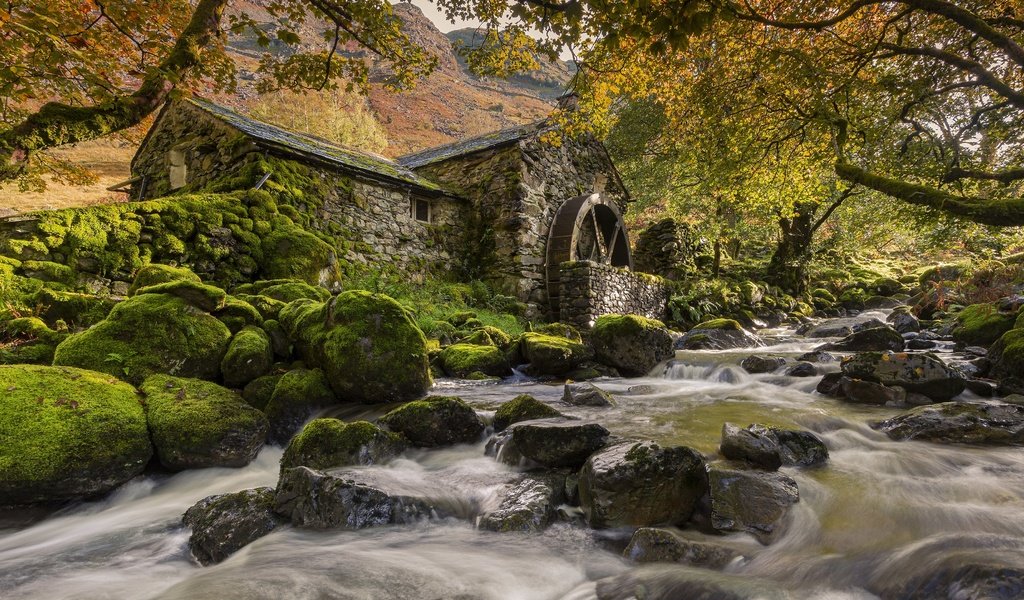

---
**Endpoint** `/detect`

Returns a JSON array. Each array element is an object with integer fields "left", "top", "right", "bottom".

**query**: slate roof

[
  {"left": 186, "top": 98, "right": 448, "bottom": 194},
  {"left": 397, "top": 121, "right": 546, "bottom": 168}
]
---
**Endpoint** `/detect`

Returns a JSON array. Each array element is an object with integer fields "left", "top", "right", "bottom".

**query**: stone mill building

[{"left": 128, "top": 97, "right": 670, "bottom": 326}]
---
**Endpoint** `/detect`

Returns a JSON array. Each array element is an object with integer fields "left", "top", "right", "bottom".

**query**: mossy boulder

[
  {"left": 128, "top": 264, "right": 201, "bottom": 296},
  {"left": 242, "top": 374, "right": 282, "bottom": 411},
  {"left": 492, "top": 394, "right": 564, "bottom": 431},
  {"left": 378, "top": 395, "right": 485, "bottom": 447},
  {"left": 255, "top": 281, "right": 332, "bottom": 303},
  {"left": 871, "top": 277, "right": 904, "bottom": 296},
  {"left": 132, "top": 280, "right": 227, "bottom": 313},
  {"left": 52, "top": 292, "right": 232, "bottom": 385},
  {"left": 33, "top": 288, "right": 117, "bottom": 328},
  {"left": 841, "top": 351, "right": 965, "bottom": 401},
  {"left": 459, "top": 326, "right": 513, "bottom": 349},
  {"left": 591, "top": 314, "right": 674, "bottom": 377},
  {"left": 281, "top": 419, "right": 406, "bottom": 470},
  {"left": 259, "top": 228, "right": 340, "bottom": 288},
  {"left": 988, "top": 328, "right": 1024, "bottom": 384},
  {"left": 221, "top": 326, "right": 273, "bottom": 388},
  {"left": 281, "top": 291, "right": 431, "bottom": 403},
  {"left": 0, "top": 365, "right": 151, "bottom": 505},
  {"left": 141, "top": 375, "right": 268, "bottom": 470},
  {"left": 678, "top": 320, "right": 763, "bottom": 350},
  {"left": 818, "top": 326, "right": 905, "bottom": 352},
  {"left": 235, "top": 294, "right": 288, "bottom": 320},
  {"left": 264, "top": 368, "right": 338, "bottom": 443},
  {"left": 215, "top": 297, "right": 263, "bottom": 334},
  {"left": 439, "top": 343, "right": 510, "bottom": 378},
  {"left": 519, "top": 332, "right": 593, "bottom": 376},
  {"left": 952, "top": 303, "right": 1019, "bottom": 347},
  {"left": 694, "top": 318, "right": 741, "bottom": 330},
  {"left": 0, "top": 317, "right": 68, "bottom": 365}
]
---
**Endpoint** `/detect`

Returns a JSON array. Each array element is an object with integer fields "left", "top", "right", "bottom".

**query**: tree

[
  {"left": 0, "top": 0, "right": 716, "bottom": 187},
  {"left": 246, "top": 87, "right": 388, "bottom": 153}
]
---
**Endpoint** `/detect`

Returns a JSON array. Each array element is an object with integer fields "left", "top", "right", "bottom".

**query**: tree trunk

[{"left": 767, "top": 203, "right": 816, "bottom": 293}]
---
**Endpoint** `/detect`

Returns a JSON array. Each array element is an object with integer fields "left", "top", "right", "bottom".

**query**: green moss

[
  {"left": 693, "top": 318, "right": 742, "bottom": 331},
  {"left": 19, "top": 260, "right": 77, "bottom": 285},
  {"left": 492, "top": 394, "right": 563, "bottom": 431},
  {"left": 141, "top": 375, "right": 268, "bottom": 470},
  {"left": 257, "top": 281, "right": 331, "bottom": 303},
  {"left": 378, "top": 395, "right": 484, "bottom": 447},
  {"left": 953, "top": 303, "right": 1019, "bottom": 347},
  {"left": 989, "top": 328, "right": 1024, "bottom": 379},
  {"left": 259, "top": 227, "right": 340, "bottom": 287},
  {"left": 220, "top": 326, "right": 274, "bottom": 388},
  {"left": 811, "top": 288, "right": 836, "bottom": 302},
  {"left": 264, "top": 367, "right": 337, "bottom": 442},
  {"left": 280, "top": 418, "right": 406, "bottom": 470},
  {"left": 242, "top": 374, "right": 283, "bottom": 411},
  {"left": 0, "top": 364, "right": 151, "bottom": 504},
  {"left": 440, "top": 343, "right": 510, "bottom": 378},
  {"left": 33, "top": 288, "right": 116, "bottom": 328},
  {"left": 52, "top": 293, "right": 232, "bottom": 385},
  {"left": 533, "top": 322, "right": 583, "bottom": 342},
  {"left": 459, "top": 325, "right": 513, "bottom": 348},
  {"left": 128, "top": 264, "right": 201, "bottom": 295},
  {"left": 593, "top": 314, "right": 665, "bottom": 338},
  {"left": 215, "top": 296, "right": 263, "bottom": 333},
  {"left": 519, "top": 332, "right": 592, "bottom": 375},
  {"left": 282, "top": 291, "right": 431, "bottom": 403},
  {"left": 235, "top": 293, "right": 288, "bottom": 320},
  {"left": 132, "top": 280, "right": 227, "bottom": 312}
]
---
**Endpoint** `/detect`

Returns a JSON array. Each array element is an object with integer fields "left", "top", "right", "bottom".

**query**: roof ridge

[{"left": 397, "top": 119, "right": 549, "bottom": 168}]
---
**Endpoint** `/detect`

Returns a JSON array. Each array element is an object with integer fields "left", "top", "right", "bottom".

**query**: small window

[
  {"left": 168, "top": 149, "right": 187, "bottom": 190},
  {"left": 412, "top": 198, "right": 431, "bottom": 223}
]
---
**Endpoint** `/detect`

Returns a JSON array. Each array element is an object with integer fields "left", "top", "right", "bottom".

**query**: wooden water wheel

[{"left": 545, "top": 193, "right": 633, "bottom": 314}]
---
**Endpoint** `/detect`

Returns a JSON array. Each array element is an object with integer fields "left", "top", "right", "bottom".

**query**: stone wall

[
  {"left": 558, "top": 261, "right": 672, "bottom": 328},
  {"left": 414, "top": 131, "right": 629, "bottom": 316}
]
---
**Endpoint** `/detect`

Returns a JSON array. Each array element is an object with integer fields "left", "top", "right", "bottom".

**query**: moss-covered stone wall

[{"left": 559, "top": 261, "right": 671, "bottom": 328}]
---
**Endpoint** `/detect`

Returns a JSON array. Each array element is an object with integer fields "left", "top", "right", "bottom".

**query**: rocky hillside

[{"left": 227, "top": 1, "right": 571, "bottom": 155}]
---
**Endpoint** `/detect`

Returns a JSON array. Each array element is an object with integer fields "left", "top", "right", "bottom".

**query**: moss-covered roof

[
  {"left": 397, "top": 121, "right": 547, "bottom": 168},
  {"left": 187, "top": 99, "right": 448, "bottom": 194}
]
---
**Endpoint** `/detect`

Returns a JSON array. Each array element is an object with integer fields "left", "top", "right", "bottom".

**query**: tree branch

[
  {"left": 880, "top": 42, "right": 1024, "bottom": 109},
  {"left": 0, "top": 0, "right": 228, "bottom": 182}
]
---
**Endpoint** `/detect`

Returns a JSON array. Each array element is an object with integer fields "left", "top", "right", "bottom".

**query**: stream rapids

[{"left": 2, "top": 310, "right": 1023, "bottom": 599}]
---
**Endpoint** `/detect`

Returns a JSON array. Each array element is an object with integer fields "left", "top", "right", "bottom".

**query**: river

[{"left": 2, "top": 311, "right": 1023, "bottom": 599}]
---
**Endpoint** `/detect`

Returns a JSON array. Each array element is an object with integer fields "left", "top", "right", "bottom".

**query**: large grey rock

[
  {"left": 839, "top": 376, "right": 908, "bottom": 405},
  {"left": 595, "top": 565, "right": 794, "bottom": 600},
  {"left": 562, "top": 381, "right": 616, "bottom": 407},
  {"left": 720, "top": 423, "right": 828, "bottom": 468},
  {"left": 624, "top": 528, "right": 743, "bottom": 569},
  {"left": 872, "top": 401, "right": 1024, "bottom": 446},
  {"left": 800, "top": 316, "right": 885, "bottom": 339},
  {"left": 274, "top": 466, "right": 456, "bottom": 529},
  {"left": 477, "top": 476, "right": 563, "bottom": 532},
  {"left": 890, "top": 311, "right": 921, "bottom": 334},
  {"left": 708, "top": 464, "right": 800, "bottom": 544},
  {"left": 841, "top": 352, "right": 965, "bottom": 401},
  {"left": 578, "top": 440, "right": 707, "bottom": 528},
  {"left": 183, "top": 487, "right": 286, "bottom": 565},
  {"left": 676, "top": 326, "right": 764, "bottom": 351},
  {"left": 784, "top": 362, "right": 817, "bottom": 377},
  {"left": 590, "top": 314, "right": 674, "bottom": 376},
  {"left": 507, "top": 419, "right": 610, "bottom": 468},
  {"left": 739, "top": 355, "right": 786, "bottom": 374},
  {"left": 378, "top": 395, "right": 485, "bottom": 448},
  {"left": 818, "top": 326, "right": 905, "bottom": 352}
]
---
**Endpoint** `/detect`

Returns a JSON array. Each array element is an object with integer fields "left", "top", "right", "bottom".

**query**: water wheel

[{"left": 545, "top": 193, "right": 633, "bottom": 314}]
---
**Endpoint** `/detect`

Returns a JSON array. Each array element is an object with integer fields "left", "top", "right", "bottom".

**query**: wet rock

[
  {"left": 578, "top": 441, "right": 707, "bottom": 528},
  {"left": 183, "top": 487, "right": 285, "bottom": 565},
  {"left": 624, "top": 528, "right": 743, "bottom": 569},
  {"left": 841, "top": 351, "right": 965, "bottom": 401},
  {"left": 378, "top": 395, "right": 485, "bottom": 448},
  {"left": 562, "top": 381, "right": 616, "bottom": 407},
  {"left": 890, "top": 311, "right": 921, "bottom": 334},
  {"left": 815, "top": 372, "right": 844, "bottom": 396},
  {"left": 274, "top": 466, "right": 454, "bottom": 529},
  {"left": 872, "top": 401, "right": 1024, "bottom": 446},
  {"left": 507, "top": 420, "right": 610, "bottom": 468},
  {"left": 595, "top": 565, "right": 793, "bottom": 600},
  {"left": 797, "top": 350, "right": 836, "bottom": 363},
  {"left": 784, "top": 362, "right": 817, "bottom": 377},
  {"left": 818, "top": 326, "right": 905, "bottom": 352},
  {"left": 492, "top": 394, "right": 563, "bottom": 431},
  {"left": 839, "top": 376, "right": 908, "bottom": 406},
  {"left": 590, "top": 314, "right": 674, "bottom": 376},
  {"left": 281, "top": 419, "right": 406, "bottom": 471},
  {"left": 707, "top": 464, "right": 799, "bottom": 544},
  {"left": 720, "top": 423, "right": 781, "bottom": 469},
  {"left": 264, "top": 368, "right": 338, "bottom": 444},
  {"left": 519, "top": 332, "right": 593, "bottom": 376},
  {"left": 676, "top": 320, "right": 764, "bottom": 350},
  {"left": 739, "top": 355, "right": 786, "bottom": 374},
  {"left": 864, "top": 296, "right": 903, "bottom": 310},
  {"left": 906, "top": 338, "right": 937, "bottom": 350},
  {"left": 773, "top": 429, "right": 829, "bottom": 467},
  {"left": 720, "top": 423, "right": 828, "bottom": 468},
  {"left": 477, "top": 476, "right": 563, "bottom": 532}
]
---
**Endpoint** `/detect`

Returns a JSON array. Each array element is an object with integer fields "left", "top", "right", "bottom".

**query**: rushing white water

[{"left": 3, "top": 314, "right": 1024, "bottom": 599}]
